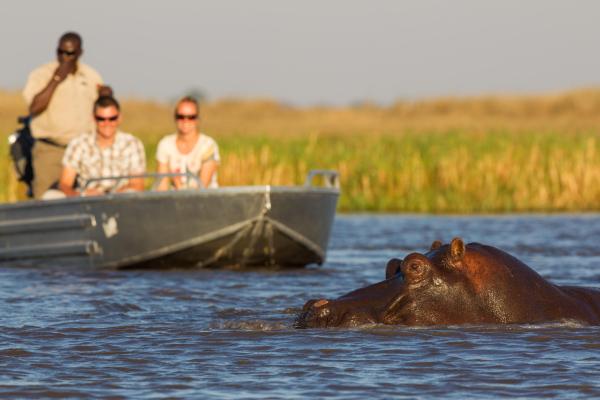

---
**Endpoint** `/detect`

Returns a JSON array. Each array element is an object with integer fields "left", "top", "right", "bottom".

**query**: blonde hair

[{"left": 174, "top": 96, "right": 199, "bottom": 118}]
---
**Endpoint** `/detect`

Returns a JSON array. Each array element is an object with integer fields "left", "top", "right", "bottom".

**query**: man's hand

[
  {"left": 53, "top": 59, "right": 76, "bottom": 82},
  {"left": 81, "top": 187, "right": 106, "bottom": 197}
]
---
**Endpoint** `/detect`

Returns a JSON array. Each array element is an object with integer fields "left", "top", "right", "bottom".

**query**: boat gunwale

[{"left": 0, "top": 185, "right": 340, "bottom": 211}]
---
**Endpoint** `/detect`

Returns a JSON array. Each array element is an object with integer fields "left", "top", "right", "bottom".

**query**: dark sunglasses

[
  {"left": 57, "top": 49, "right": 78, "bottom": 56},
  {"left": 175, "top": 114, "right": 198, "bottom": 120},
  {"left": 95, "top": 115, "right": 119, "bottom": 122}
]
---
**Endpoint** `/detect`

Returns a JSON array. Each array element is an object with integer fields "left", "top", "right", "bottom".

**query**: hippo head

[{"left": 296, "top": 238, "right": 566, "bottom": 328}]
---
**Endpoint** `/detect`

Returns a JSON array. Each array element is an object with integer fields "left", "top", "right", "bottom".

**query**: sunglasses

[
  {"left": 57, "top": 49, "right": 77, "bottom": 56},
  {"left": 95, "top": 115, "right": 119, "bottom": 122},
  {"left": 175, "top": 114, "right": 198, "bottom": 120}
]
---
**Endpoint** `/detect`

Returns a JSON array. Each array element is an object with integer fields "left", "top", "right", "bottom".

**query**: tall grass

[{"left": 2, "top": 88, "right": 600, "bottom": 212}]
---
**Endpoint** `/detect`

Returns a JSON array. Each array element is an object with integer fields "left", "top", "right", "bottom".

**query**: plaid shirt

[{"left": 62, "top": 131, "right": 146, "bottom": 192}]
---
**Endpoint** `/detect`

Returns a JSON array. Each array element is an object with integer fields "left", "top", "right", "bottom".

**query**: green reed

[
  {"left": 3, "top": 130, "right": 600, "bottom": 212},
  {"left": 210, "top": 131, "right": 600, "bottom": 212}
]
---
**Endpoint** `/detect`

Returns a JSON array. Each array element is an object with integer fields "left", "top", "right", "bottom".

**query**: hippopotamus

[{"left": 296, "top": 238, "right": 600, "bottom": 328}]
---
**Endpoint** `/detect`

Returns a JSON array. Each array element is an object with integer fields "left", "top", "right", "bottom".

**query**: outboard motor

[{"left": 8, "top": 116, "right": 35, "bottom": 198}]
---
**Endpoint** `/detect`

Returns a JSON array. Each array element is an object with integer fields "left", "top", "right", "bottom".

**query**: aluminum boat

[{"left": 0, "top": 170, "right": 339, "bottom": 269}]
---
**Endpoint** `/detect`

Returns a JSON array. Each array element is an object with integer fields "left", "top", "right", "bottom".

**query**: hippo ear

[
  {"left": 450, "top": 237, "right": 465, "bottom": 261},
  {"left": 430, "top": 240, "right": 442, "bottom": 250},
  {"left": 385, "top": 258, "right": 403, "bottom": 280}
]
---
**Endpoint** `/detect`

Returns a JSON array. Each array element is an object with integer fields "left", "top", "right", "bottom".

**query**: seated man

[{"left": 58, "top": 96, "right": 146, "bottom": 197}]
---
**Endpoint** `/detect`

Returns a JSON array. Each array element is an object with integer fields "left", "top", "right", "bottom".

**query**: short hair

[
  {"left": 94, "top": 96, "right": 120, "bottom": 113},
  {"left": 175, "top": 96, "right": 199, "bottom": 116},
  {"left": 59, "top": 31, "right": 82, "bottom": 48}
]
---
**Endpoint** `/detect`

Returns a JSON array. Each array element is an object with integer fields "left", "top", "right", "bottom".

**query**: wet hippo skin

[{"left": 297, "top": 238, "right": 600, "bottom": 328}]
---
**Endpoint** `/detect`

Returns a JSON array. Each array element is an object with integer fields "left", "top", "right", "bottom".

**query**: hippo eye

[
  {"left": 407, "top": 262, "right": 425, "bottom": 276},
  {"left": 401, "top": 253, "right": 432, "bottom": 283}
]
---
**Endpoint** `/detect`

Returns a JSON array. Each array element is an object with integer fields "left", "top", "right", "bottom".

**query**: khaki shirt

[{"left": 23, "top": 61, "right": 103, "bottom": 145}]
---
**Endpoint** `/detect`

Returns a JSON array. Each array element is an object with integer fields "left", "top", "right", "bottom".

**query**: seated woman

[{"left": 156, "top": 96, "right": 220, "bottom": 190}]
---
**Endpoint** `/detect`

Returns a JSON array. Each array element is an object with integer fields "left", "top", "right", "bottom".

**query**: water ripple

[{"left": 1, "top": 214, "right": 600, "bottom": 398}]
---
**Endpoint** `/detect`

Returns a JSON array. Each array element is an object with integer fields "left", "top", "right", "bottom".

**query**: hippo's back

[{"left": 558, "top": 286, "right": 600, "bottom": 323}]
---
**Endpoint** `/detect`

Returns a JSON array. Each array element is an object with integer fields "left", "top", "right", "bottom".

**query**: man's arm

[
  {"left": 58, "top": 165, "right": 79, "bottom": 197},
  {"left": 29, "top": 79, "right": 61, "bottom": 116},
  {"left": 116, "top": 176, "right": 145, "bottom": 192},
  {"left": 28, "top": 60, "right": 75, "bottom": 116},
  {"left": 59, "top": 166, "right": 106, "bottom": 197}
]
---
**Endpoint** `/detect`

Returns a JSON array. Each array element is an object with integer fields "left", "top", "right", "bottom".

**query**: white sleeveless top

[{"left": 155, "top": 133, "right": 220, "bottom": 188}]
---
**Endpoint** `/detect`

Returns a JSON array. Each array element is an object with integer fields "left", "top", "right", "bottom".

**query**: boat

[{"left": 0, "top": 170, "right": 339, "bottom": 269}]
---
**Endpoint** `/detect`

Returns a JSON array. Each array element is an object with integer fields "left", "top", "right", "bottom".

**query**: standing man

[
  {"left": 22, "top": 31, "right": 112, "bottom": 199},
  {"left": 59, "top": 96, "right": 146, "bottom": 197}
]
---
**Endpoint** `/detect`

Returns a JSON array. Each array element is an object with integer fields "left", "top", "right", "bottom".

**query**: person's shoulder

[
  {"left": 77, "top": 62, "right": 103, "bottom": 82},
  {"left": 66, "top": 132, "right": 94, "bottom": 149},
  {"left": 117, "top": 131, "right": 145, "bottom": 146},
  {"left": 199, "top": 133, "right": 218, "bottom": 146},
  {"left": 116, "top": 130, "right": 140, "bottom": 141},
  {"left": 23, "top": 62, "right": 58, "bottom": 102},
  {"left": 28, "top": 61, "right": 58, "bottom": 79},
  {"left": 72, "top": 131, "right": 94, "bottom": 140},
  {"left": 157, "top": 133, "right": 178, "bottom": 148},
  {"left": 158, "top": 133, "right": 178, "bottom": 143}
]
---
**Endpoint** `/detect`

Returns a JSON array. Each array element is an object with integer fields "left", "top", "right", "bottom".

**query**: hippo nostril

[{"left": 314, "top": 299, "right": 329, "bottom": 308}]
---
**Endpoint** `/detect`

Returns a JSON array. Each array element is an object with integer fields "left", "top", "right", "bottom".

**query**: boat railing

[
  {"left": 304, "top": 170, "right": 339, "bottom": 189},
  {"left": 81, "top": 172, "right": 202, "bottom": 194},
  {"left": 81, "top": 169, "right": 339, "bottom": 194}
]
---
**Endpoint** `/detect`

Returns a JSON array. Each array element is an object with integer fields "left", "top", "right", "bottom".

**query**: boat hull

[{"left": 0, "top": 186, "right": 339, "bottom": 269}]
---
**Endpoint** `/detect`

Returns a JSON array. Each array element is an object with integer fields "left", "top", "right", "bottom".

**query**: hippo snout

[
  {"left": 296, "top": 296, "right": 382, "bottom": 328},
  {"left": 295, "top": 298, "right": 333, "bottom": 328}
]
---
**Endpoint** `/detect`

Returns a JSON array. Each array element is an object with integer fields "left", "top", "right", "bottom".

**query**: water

[{"left": 2, "top": 214, "right": 600, "bottom": 398}]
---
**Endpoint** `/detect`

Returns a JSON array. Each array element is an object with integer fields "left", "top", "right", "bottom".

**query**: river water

[{"left": 1, "top": 214, "right": 600, "bottom": 398}]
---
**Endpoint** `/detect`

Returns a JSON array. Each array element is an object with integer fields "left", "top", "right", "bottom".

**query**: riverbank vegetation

[{"left": 2, "top": 88, "right": 600, "bottom": 212}]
